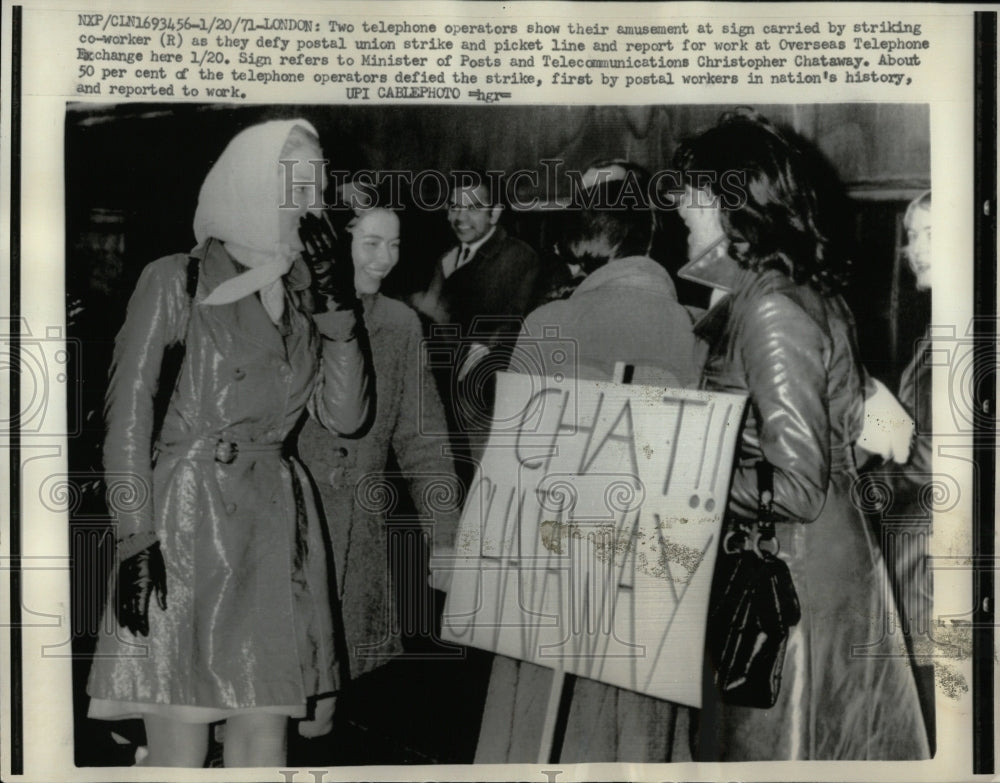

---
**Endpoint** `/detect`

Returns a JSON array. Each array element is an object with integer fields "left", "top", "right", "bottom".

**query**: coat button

[
  {"left": 232, "top": 367, "right": 245, "bottom": 380},
  {"left": 337, "top": 447, "right": 349, "bottom": 458},
  {"left": 225, "top": 502, "right": 237, "bottom": 514}
]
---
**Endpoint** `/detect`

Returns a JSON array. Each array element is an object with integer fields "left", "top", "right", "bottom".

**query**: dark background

[{"left": 65, "top": 102, "right": 930, "bottom": 765}]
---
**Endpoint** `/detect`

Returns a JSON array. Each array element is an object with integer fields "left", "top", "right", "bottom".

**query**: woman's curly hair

[{"left": 672, "top": 108, "right": 851, "bottom": 296}]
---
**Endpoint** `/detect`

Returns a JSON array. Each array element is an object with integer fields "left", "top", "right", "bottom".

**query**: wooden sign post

[{"left": 535, "top": 361, "right": 626, "bottom": 763}]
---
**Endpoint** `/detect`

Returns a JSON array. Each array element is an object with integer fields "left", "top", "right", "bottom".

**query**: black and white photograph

[
  {"left": 2, "top": 2, "right": 994, "bottom": 782},
  {"left": 63, "top": 100, "right": 942, "bottom": 767}
]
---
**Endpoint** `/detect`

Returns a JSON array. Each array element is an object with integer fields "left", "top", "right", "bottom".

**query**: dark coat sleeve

[
  {"left": 390, "top": 310, "right": 461, "bottom": 550},
  {"left": 898, "top": 346, "right": 932, "bottom": 480},
  {"left": 310, "top": 309, "right": 374, "bottom": 438},
  {"left": 475, "top": 241, "right": 540, "bottom": 379},
  {"left": 729, "top": 291, "right": 831, "bottom": 521},
  {"left": 504, "top": 242, "right": 541, "bottom": 323},
  {"left": 483, "top": 241, "right": 539, "bottom": 342},
  {"left": 103, "top": 257, "right": 188, "bottom": 548}
]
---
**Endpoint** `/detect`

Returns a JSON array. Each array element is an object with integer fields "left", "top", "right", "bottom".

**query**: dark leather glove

[
  {"left": 299, "top": 211, "right": 359, "bottom": 314},
  {"left": 116, "top": 542, "right": 168, "bottom": 637}
]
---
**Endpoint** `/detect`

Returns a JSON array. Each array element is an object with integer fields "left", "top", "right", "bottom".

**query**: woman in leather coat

[
  {"left": 674, "top": 111, "right": 929, "bottom": 760},
  {"left": 86, "top": 120, "right": 372, "bottom": 766}
]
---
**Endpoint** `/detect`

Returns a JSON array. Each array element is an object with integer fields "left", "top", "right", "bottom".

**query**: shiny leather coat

[
  {"left": 88, "top": 238, "right": 371, "bottom": 715},
  {"left": 692, "top": 262, "right": 929, "bottom": 760},
  {"left": 696, "top": 265, "right": 866, "bottom": 520}
]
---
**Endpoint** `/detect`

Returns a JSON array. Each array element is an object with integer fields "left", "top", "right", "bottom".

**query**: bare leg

[
  {"left": 142, "top": 715, "right": 209, "bottom": 767},
  {"left": 222, "top": 713, "right": 288, "bottom": 767}
]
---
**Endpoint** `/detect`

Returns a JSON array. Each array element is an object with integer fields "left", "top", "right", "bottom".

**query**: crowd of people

[{"left": 85, "top": 110, "right": 935, "bottom": 766}]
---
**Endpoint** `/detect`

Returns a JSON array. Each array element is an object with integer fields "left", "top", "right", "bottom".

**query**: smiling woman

[
  {"left": 350, "top": 208, "right": 402, "bottom": 294},
  {"left": 64, "top": 101, "right": 933, "bottom": 767},
  {"left": 296, "top": 202, "right": 461, "bottom": 694}
]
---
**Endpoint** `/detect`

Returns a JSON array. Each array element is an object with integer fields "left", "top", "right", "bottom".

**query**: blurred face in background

[
  {"left": 904, "top": 205, "right": 931, "bottom": 290},
  {"left": 351, "top": 208, "right": 400, "bottom": 295},
  {"left": 448, "top": 184, "right": 500, "bottom": 245}
]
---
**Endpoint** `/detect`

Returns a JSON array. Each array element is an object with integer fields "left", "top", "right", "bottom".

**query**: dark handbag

[{"left": 707, "top": 462, "right": 801, "bottom": 708}]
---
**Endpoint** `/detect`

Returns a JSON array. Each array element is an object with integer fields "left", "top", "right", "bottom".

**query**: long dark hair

[{"left": 673, "top": 109, "right": 850, "bottom": 295}]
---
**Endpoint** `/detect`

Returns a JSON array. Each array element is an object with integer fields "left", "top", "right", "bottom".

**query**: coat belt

[{"left": 157, "top": 437, "right": 286, "bottom": 465}]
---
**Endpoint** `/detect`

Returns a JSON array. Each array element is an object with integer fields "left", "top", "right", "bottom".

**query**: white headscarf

[{"left": 194, "top": 119, "right": 320, "bottom": 322}]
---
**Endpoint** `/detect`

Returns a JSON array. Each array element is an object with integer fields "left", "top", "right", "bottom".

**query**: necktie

[{"left": 457, "top": 245, "right": 471, "bottom": 269}]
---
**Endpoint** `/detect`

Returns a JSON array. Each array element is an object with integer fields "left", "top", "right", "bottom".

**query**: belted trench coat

[{"left": 87, "top": 238, "right": 371, "bottom": 718}]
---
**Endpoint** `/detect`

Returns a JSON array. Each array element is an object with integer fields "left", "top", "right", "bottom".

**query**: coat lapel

[
  {"left": 449, "top": 225, "right": 507, "bottom": 283},
  {"left": 678, "top": 241, "right": 743, "bottom": 293},
  {"left": 195, "top": 238, "right": 290, "bottom": 357},
  {"left": 281, "top": 257, "right": 315, "bottom": 360},
  {"left": 470, "top": 225, "right": 505, "bottom": 267},
  {"left": 692, "top": 294, "right": 733, "bottom": 345},
  {"left": 361, "top": 293, "right": 384, "bottom": 336}
]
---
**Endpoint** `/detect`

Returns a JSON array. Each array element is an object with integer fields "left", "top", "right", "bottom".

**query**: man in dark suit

[{"left": 412, "top": 174, "right": 540, "bottom": 480}]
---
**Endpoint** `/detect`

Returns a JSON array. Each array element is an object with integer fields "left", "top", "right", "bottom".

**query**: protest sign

[{"left": 441, "top": 371, "right": 747, "bottom": 707}]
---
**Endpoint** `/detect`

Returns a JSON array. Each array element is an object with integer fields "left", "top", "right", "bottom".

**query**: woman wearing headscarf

[
  {"left": 297, "top": 203, "right": 461, "bottom": 690},
  {"left": 673, "top": 110, "right": 929, "bottom": 760},
  {"left": 86, "top": 119, "right": 372, "bottom": 767}
]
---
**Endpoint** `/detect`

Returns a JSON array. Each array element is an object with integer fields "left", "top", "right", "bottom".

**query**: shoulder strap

[
  {"left": 755, "top": 460, "right": 777, "bottom": 532},
  {"left": 151, "top": 257, "right": 199, "bottom": 446},
  {"left": 186, "top": 255, "right": 200, "bottom": 300}
]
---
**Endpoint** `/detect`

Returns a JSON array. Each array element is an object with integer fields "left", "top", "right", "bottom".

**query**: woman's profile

[{"left": 674, "top": 110, "right": 930, "bottom": 760}]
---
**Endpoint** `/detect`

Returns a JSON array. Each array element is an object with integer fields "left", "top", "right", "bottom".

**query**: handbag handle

[
  {"left": 755, "top": 461, "right": 775, "bottom": 516},
  {"left": 754, "top": 461, "right": 779, "bottom": 554},
  {"left": 723, "top": 462, "right": 782, "bottom": 556}
]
